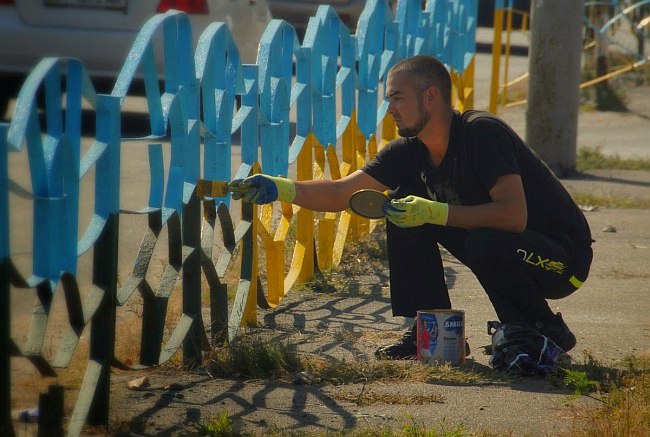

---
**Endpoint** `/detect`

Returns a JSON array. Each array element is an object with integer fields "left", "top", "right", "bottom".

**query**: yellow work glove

[
  {"left": 383, "top": 195, "right": 449, "bottom": 227},
  {"left": 229, "top": 174, "right": 296, "bottom": 204}
]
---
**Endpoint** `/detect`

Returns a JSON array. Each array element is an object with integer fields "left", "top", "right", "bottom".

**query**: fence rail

[
  {"left": 1, "top": 0, "right": 477, "bottom": 434},
  {"left": 490, "top": 0, "right": 650, "bottom": 112}
]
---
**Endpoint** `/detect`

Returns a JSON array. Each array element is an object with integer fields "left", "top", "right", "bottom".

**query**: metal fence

[
  {"left": 0, "top": 0, "right": 477, "bottom": 434},
  {"left": 491, "top": 0, "right": 650, "bottom": 111}
]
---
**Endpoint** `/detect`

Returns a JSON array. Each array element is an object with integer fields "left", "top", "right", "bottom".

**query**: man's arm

[
  {"left": 293, "top": 169, "right": 388, "bottom": 212},
  {"left": 446, "top": 173, "right": 527, "bottom": 233}
]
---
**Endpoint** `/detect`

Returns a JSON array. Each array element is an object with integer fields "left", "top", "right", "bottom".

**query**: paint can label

[{"left": 416, "top": 309, "right": 465, "bottom": 365}]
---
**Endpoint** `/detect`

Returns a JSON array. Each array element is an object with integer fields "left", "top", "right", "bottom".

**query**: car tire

[{"left": 0, "top": 75, "right": 23, "bottom": 121}]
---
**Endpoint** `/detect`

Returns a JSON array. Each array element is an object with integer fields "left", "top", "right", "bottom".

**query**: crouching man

[{"left": 229, "top": 55, "right": 593, "bottom": 359}]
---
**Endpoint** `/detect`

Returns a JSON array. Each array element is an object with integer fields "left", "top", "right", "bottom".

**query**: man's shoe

[
  {"left": 535, "top": 312, "right": 577, "bottom": 352},
  {"left": 375, "top": 324, "right": 417, "bottom": 359}
]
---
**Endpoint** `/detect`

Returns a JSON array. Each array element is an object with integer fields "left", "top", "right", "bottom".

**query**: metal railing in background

[
  {"left": 0, "top": 0, "right": 477, "bottom": 435},
  {"left": 489, "top": 0, "right": 650, "bottom": 111},
  {"left": 489, "top": 0, "right": 529, "bottom": 113}
]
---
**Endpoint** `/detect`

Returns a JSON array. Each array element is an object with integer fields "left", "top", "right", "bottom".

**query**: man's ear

[{"left": 424, "top": 85, "right": 437, "bottom": 108}]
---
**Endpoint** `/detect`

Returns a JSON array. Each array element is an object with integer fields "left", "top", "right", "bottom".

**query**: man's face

[{"left": 386, "top": 72, "right": 431, "bottom": 138}]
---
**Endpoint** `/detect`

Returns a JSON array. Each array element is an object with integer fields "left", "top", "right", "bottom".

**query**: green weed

[
  {"left": 557, "top": 351, "right": 626, "bottom": 395},
  {"left": 570, "top": 192, "right": 650, "bottom": 209},
  {"left": 565, "top": 354, "right": 650, "bottom": 436},
  {"left": 576, "top": 146, "right": 650, "bottom": 171},
  {"left": 402, "top": 417, "right": 470, "bottom": 437},
  {"left": 570, "top": 147, "right": 650, "bottom": 209},
  {"left": 562, "top": 368, "right": 600, "bottom": 396},
  {"left": 194, "top": 411, "right": 235, "bottom": 436}
]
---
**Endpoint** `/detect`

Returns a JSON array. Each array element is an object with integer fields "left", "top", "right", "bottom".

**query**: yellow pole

[
  {"left": 501, "top": 5, "right": 513, "bottom": 107},
  {"left": 381, "top": 112, "right": 396, "bottom": 148},
  {"left": 503, "top": 71, "right": 529, "bottom": 89},
  {"left": 579, "top": 59, "right": 647, "bottom": 88},
  {"left": 294, "top": 133, "right": 315, "bottom": 283},
  {"left": 506, "top": 58, "right": 649, "bottom": 108},
  {"left": 463, "top": 56, "right": 475, "bottom": 110},
  {"left": 243, "top": 163, "right": 262, "bottom": 325},
  {"left": 489, "top": 3, "right": 505, "bottom": 113}
]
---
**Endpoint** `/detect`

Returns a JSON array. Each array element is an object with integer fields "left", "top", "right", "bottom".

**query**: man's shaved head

[{"left": 389, "top": 55, "right": 452, "bottom": 107}]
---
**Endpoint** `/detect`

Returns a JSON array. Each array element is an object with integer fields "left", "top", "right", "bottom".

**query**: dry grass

[
  {"left": 302, "top": 355, "right": 498, "bottom": 387},
  {"left": 563, "top": 353, "right": 650, "bottom": 436},
  {"left": 200, "top": 327, "right": 498, "bottom": 388},
  {"left": 576, "top": 146, "right": 650, "bottom": 172},
  {"left": 205, "top": 334, "right": 302, "bottom": 379},
  {"left": 300, "top": 222, "right": 389, "bottom": 295},
  {"left": 190, "top": 350, "right": 650, "bottom": 436},
  {"left": 196, "top": 415, "right": 478, "bottom": 437},
  {"left": 333, "top": 389, "right": 445, "bottom": 406},
  {"left": 570, "top": 147, "right": 650, "bottom": 209},
  {"left": 570, "top": 191, "right": 650, "bottom": 209}
]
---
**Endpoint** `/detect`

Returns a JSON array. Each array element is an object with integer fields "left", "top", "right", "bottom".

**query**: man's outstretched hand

[
  {"left": 383, "top": 195, "right": 449, "bottom": 227},
  {"left": 229, "top": 174, "right": 296, "bottom": 204}
]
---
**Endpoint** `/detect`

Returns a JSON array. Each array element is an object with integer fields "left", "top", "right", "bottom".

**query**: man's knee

[{"left": 464, "top": 228, "right": 514, "bottom": 268}]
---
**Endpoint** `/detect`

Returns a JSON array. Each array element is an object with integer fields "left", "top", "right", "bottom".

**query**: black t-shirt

[{"left": 362, "top": 110, "right": 592, "bottom": 243}]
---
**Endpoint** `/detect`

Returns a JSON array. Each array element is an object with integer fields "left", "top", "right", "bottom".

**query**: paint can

[{"left": 416, "top": 309, "right": 465, "bottom": 365}]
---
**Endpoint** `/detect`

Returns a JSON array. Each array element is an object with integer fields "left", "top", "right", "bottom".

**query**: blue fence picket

[
  {"left": 196, "top": 22, "right": 242, "bottom": 205},
  {"left": 305, "top": 7, "right": 347, "bottom": 148},
  {"left": 258, "top": 20, "right": 307, "bottom": 176},
  {"left": 8, "top": 58, "right": 85, "bottom": 284},
  {"left": 356, "top": 0, "right": 398, "bottom": 140}
]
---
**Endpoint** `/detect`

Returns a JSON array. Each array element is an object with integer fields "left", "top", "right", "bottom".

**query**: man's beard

[{"left": 397, "top": 101, "right": 431, "bottom": 138}]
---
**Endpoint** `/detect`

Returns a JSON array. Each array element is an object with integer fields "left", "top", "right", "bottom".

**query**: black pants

[{"left": 386, "top": 221, "right": 593, "bottom": 325}]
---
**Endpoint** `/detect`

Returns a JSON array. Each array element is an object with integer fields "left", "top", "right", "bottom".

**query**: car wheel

[{"left": 0, "top": 75, "right": 23, "bottom": 121}]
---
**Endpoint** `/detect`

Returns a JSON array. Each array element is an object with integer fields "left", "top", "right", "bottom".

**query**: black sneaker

[
  {"left": 535, "top": 312, "right": 577, "bottom": 352},
  {"left": 375, "top": 324, "right": 417, "bottom": 359}
]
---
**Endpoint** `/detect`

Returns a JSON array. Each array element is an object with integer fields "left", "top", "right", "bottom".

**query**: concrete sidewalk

[
  {"left": 107, "top": 203, "right": 650, "bottom": 435},
  {"left": 106, "top": 83, "right": 650, "bottom": 434}
]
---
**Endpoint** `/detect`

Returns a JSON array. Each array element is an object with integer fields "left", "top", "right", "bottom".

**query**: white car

[
  {"left": 0, "top": 0, "right": 271, "bottom": 118},
  {"left": 267, "top": 0, "right": 366, "bottom": 37}
]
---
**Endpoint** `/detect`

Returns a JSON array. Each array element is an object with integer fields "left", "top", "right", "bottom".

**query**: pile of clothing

[{"left": 488, "top": 321, "right": 570, "bottom": 375}]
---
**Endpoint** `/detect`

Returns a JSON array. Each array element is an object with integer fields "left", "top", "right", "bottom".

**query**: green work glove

[
  {"left": 229, "top": 174, "right": 296, "bottom": 204},
  {"left": 383, "top": 195, "right": 449, "bottom": 227}
]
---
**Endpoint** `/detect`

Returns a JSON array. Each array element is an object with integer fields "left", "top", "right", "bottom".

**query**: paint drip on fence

[{"left": 416, "top": 309, "right": 465, "bottom": 365}]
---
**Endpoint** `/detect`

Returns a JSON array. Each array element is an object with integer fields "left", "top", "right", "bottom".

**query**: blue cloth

[{"left": 488, "top": 321, "right": 567, "bottom": 376}]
